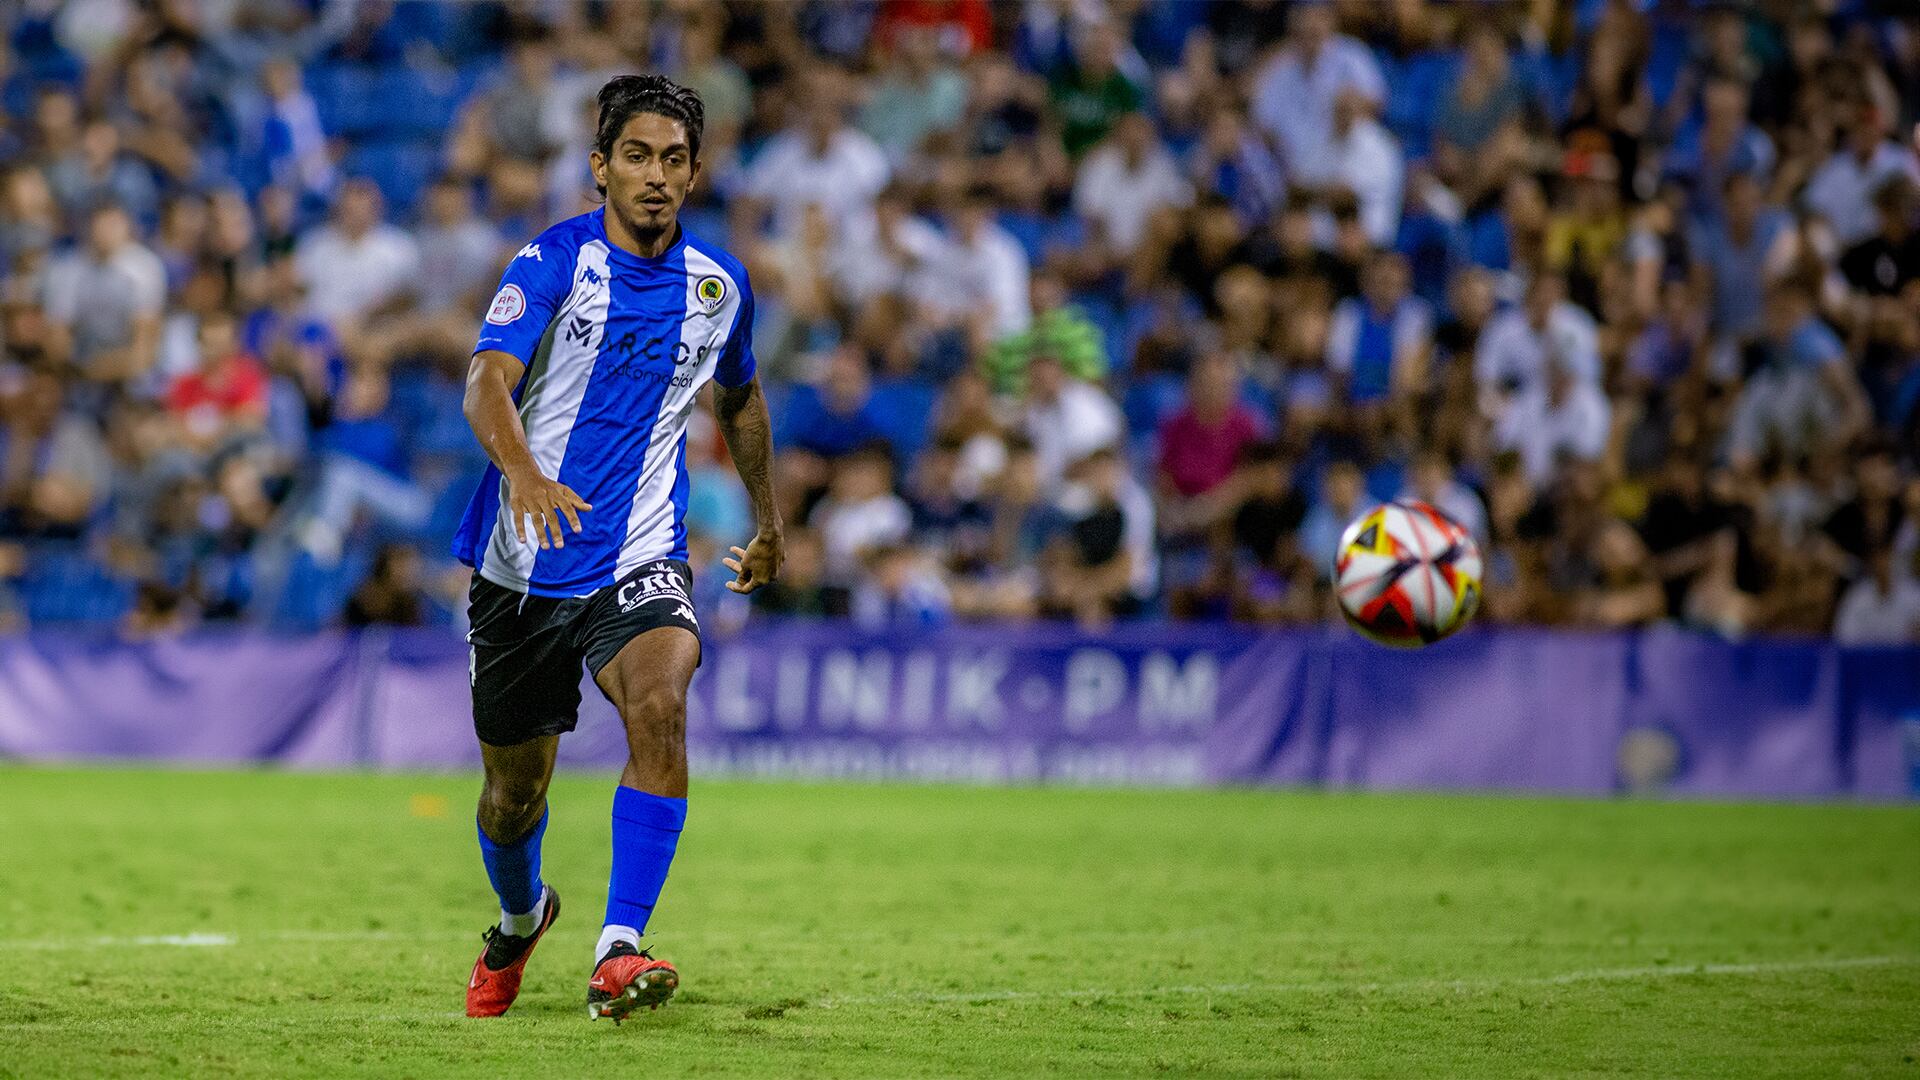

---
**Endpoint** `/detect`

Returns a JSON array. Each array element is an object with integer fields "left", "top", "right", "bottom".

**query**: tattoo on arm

[{"left": 714, "top": 380, "right": 780, "bottom": 532}]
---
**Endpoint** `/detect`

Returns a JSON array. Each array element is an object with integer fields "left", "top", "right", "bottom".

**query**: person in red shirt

[
  {"left": 166, "top": 310, "right": 268, "bottom": 453},
  {"left": 1157, "top": 349, "right": 1266, "bottom": 501}
]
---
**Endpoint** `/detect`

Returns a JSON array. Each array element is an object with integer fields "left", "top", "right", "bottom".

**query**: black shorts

[{"left": 467, "top": 559, "right": 701, "bottom": 747}]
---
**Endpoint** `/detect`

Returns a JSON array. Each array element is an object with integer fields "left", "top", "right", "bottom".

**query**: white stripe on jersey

[
  {"left": 612, "top": 245, "right": 746, "bottom": 579},
  {"left": 479, "top": 240, "right": 613, "bottom": 591}
]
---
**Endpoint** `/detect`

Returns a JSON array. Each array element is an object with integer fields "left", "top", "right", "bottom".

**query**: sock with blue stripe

[
  {"left": 598, "top": 786, "right": 687, "bottom": 958},
  {"left": 478, "top": 806, "right": 548, "bottom": 937}
]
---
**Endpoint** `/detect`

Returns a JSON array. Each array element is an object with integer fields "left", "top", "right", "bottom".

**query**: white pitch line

[
  {"left": 815, "top": 954, "right": 1918, "bottom": 1007},
  {"left": 4, "top": 929, "right": 467, "bottom": 951}
]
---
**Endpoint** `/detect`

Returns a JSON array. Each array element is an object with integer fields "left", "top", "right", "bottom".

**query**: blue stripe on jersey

[{"left": 528, "top": 243, "right": 688, "bottom": 593}]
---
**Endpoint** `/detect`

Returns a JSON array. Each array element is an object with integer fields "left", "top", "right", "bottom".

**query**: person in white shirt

[
  {"left": 1833, "top": 548, "right": 1920, "bottom": 645},
  {"left": 918, "top": 187, "right": 1031, "bottom": 339},
  {"left": 1021, "top": 353, "right": 1123, "bottom": 494},
  {"left": 1802, "top": 103, "right": 1920, "bottom": 246},
  {"left": 739, "top": 67, "right": 891, "bottom": 239},
  {"left": 41, "top": 203, "right": 165, "bottom": 386},
  {"left": 813, "top": 445, "right": 914, "bottom": 584},
  {"left": 1071, "top": 111, "right": 1193, "bottom": 257},
  {"left": 1325, "top": 89, "right": 1403, "bottom": 247},
  {"left": 292, "top": 178, "right": 422, "bottom": 329},
  {"left": 1493, "top": 353, "right": 1612, "bottom": 488},
  {"left": 1249, "top": 1, "right": 1386, "bottom": 189},
  {"left": 830, "top": 186, "right": 947, "bottom": 308},
  {"left": 1475, "top": 272, "right": 1600, "bottom": 420}
]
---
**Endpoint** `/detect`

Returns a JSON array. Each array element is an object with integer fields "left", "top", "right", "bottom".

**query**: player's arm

[
  {"left": 713, "top": 377, "right": 784, "bottom": 594},
  {"left": 463, "top": 349, "right": 590, "bottom": 550}
]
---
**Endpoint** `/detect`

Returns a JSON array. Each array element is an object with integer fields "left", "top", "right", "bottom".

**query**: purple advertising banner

[{"left": 0, "top": 623, "right": 1913, "bottom": 800}]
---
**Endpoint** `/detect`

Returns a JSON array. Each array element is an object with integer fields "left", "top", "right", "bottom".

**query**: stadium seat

[
  {"left": 340, "top": 139, "right": 440, "bottom": 217},
  {"left": 21, "top": 548, "right": 132, "bottom": 625}
]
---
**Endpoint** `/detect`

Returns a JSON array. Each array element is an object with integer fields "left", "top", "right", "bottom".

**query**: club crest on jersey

[
  {"left": 695, "top": 275, "right": 726, "bottom": 316},
  {"left": 485, "top": 284, "right": 526, "bottom": 325}
]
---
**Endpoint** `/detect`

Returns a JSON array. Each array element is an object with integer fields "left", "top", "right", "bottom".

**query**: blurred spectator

[
  {"left": 1802, "top": 100, "right": 1920, "bottom": 247},
  {"left": 1071, "top": 111, "right": 1191, "bottom": 259},
  {"left": 344, "top": 543, "right": 426, "bottom": 627},
  {"left": 165, "top": 311, "right": 267, "bottom": 455},
  {"left": 44, "top": 118, "right": 157, "bottom": 227},
  {"left": 259, "top": 58, "right": 334, "bottom": 204},
  {"left": 781, "top": 346, "right": 891, "bottom": 460},
  {"left": 1832, "top": 546, "right": 1920, "bottom": 644},
  {"left": 752, "top": 527, "right": 851, "bottom": 619},
  {"left": 42, "top": 203, "right": 164, "bottom": 387},
  {"left": 859, "top": 24, "right": 967, "bottom": 164},
  {"left": 1249, "top": 1, "right": 1384, "bottom": 190},
  {"left": 294, "top": 364, "right": 431, "bottom": 565},
  {"left": 1494, "top": 353, "right": 1612, "bottom": 489},
  {"left": 813, "top": 444, "right": 912, "bottom": 583},
  {"left": 1326, "top": 251, "right": 1431, "bottom": 407},
  {"left": 0, "top": 366, "right": 110, "bottom": 537},
  {"left": 1725, "top": 283, "right": 1870, "bottom": 470},
  {"left": 292, "top": 180, "right": 422, "bottom": 330},
  {"left": 1043, "top": 447, "right": 1155, "bottom": 625},
  {"left": 1475, "top": 272, "right": 1601, "bottom": 417},
  {"left": 1300, "top": 458, "right": 1372, "bottom": 577},
  {"left": 1157, "top": 350, "right": 1264, "bottom": 500},
  {"left": 1020, "top": 353, "right": 1122, "bottom": 493},
  {"left": 851, "top": 542, "right": 952, "bottom": 628},
  {"left": 739, "top": 67, "right": 890, "bottom": 238}
]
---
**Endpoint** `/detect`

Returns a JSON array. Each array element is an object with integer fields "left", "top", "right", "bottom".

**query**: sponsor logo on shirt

[
  {"left": 516, "top": 243, "right": 542, "bottom": 262},
  {"left": 485, "top": 284, "right": 526, "bottom": 325}
]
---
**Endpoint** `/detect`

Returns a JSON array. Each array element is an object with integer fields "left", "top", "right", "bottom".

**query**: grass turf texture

[{"left": 0, "top": 769, "right": 1916, "bottom": 1078}]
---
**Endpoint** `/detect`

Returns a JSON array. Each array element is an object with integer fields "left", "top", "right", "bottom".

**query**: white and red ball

[{"left": 1334, "top": 500, "right": 1483, "bottom": 647}]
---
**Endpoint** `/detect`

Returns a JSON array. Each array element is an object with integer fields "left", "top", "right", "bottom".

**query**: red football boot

[
  {"left": 464, "top": 885, "right": 561, "bottom": 1018},
  {"left": 586, "top": 940, "right": 678, "bottom": 1023}
]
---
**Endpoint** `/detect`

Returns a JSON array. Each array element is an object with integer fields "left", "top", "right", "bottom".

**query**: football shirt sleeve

[
  {"left": 714, "top": 270, "right": 757, "bottom": 388},
  {"left": 473, "top": 241, "right": 570, "bottom": 365}
]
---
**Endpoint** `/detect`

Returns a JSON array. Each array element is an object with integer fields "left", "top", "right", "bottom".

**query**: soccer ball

[{"left": 1334, "top": 500, "right": 1483, "bottom": 647}]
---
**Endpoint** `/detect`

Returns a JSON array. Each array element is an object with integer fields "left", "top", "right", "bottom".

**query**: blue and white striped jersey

[{"left": 451, "top": 209, "right": 755, "bottom": 597}]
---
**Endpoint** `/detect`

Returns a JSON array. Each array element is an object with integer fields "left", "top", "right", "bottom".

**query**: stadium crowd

[{"left": 1, "top": 0, "right": 1919, "bottom": 643}]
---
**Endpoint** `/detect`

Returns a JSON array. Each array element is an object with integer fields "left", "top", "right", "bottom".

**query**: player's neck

[{"left": 603, "top": 207, "right": 680, "bottom": 260}]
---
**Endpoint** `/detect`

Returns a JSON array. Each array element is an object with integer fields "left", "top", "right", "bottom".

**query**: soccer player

[{"left": 452, "top": 75, "right": 782, "bottom": 1022}]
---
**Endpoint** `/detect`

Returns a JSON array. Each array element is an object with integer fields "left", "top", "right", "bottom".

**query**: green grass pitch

[{"left": 1, "top": 767, "right": 1916, "bottom": 1078}]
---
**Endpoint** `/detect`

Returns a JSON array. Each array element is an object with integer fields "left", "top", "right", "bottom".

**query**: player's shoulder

[
  {"left": 509, "top": 212, "right": 604, "bottom": 271},
  {"left": 681, "top": 230, "right": 749, "bottom": 287}
]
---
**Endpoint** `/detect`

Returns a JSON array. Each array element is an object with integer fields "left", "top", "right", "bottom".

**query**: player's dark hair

[{"left": 594, "top": 74, "right": 704, "bottom": 196}]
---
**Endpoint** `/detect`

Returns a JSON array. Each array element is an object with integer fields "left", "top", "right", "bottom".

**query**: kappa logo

[
  {"left": 672, "top": 603, "right": 697, "bottom": 626},
  {"left": 580, "top": 267, "right": 604, "bottom": 287},
  {"left": 516, "top": 243, "right": 542, "bottom": 262},
  {"left": 485, "top": 284, "right": 526, "bottom": 325},
  {"left": 694, "top": 275, "right": 726, "bottom": 316},
  {"left": 616, "top": 570, "right": 690, "bottom": 614}
]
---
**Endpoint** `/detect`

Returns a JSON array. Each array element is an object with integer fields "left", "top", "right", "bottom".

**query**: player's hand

[
  {"left": 723, "top": 529, "right": 784, "bottom": 594},
  {"left": 505, "top": 469, "right": 591, "bottom": 550}
]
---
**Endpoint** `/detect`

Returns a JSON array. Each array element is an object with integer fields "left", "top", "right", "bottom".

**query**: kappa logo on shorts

[{"left": 616, "top": 569, "right": 691, "bottom": 614}]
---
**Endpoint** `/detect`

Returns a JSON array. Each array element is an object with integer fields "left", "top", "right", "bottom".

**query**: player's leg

[
  {"left": 476, "top": 735, "right": 558, "bottom": 936},
  {"left": 584, "top": 625, "right": 698, "bottom": 1021},
  {"left": 464, "top": 576, "right": 585, "bottom": 1017}
]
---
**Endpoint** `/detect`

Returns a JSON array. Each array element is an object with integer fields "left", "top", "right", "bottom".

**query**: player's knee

[{"left": 481, "top": 773, "right": 548, "bottom": 824}]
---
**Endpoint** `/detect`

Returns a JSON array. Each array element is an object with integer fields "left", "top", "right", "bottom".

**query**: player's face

[{"left": 593, "top": 111, "right": 699, "bottom": 237}]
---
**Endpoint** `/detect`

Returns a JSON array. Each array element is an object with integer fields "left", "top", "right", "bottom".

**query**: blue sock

[
  {"left": 477, "top": 806, "right": 547, "bottom": 918},
  {"left": 603, "top": 786, "right": 687, "bottom": 939}
]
